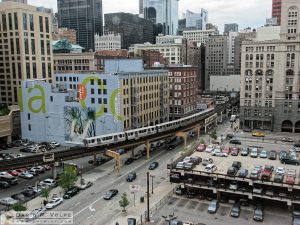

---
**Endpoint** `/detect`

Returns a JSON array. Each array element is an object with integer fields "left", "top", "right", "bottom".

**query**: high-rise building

[
  {"left": 183, "top": 29, "right": 219, "bottom": 45},
  {"left": 185, "top": 9, "right": 208, "bottom": 30},
  {"left": 142, "top": 0, "right": 179, "bottom": 35},
  {"left": 272, "top": 0, "right": 282, "bottom": 25},
  {"left": 224, "top": 23, "right": 239, "bottom": 33},
  {"left": 57, "top": 0, "right": 103, "bottom": 51},
  {"left": 0, "top": 1, "right": 53, "bottom": 105},
  {"left": 240, "top": 0, "right": 300, "bottom": 132},
  {"left": 104, "top": 13, "right": 153, "bottom": 49}
]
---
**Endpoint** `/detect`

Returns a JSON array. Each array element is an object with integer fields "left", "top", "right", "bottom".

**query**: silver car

[{"left": 208, "top": 200, "right": 219, "bottom": 213}]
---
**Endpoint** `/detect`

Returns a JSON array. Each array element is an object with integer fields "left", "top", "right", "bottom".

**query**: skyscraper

[
  {"left": 224, "top": 23, "right": 239, "bottom": 33},
  {"left": 57, "top": 0, "right": 103, "bottom": 51},
  {"left": 272, "top": 0, "right": 282, "bottom": 25},
  {"left": 0, "top": 1, "right": 53, "bottom": 105},
  {"left": 142, "top": 0, "right": 179, "bottom": 35},
  {"left": 185, "top": 9, "right": 208, "bottom": 30}
]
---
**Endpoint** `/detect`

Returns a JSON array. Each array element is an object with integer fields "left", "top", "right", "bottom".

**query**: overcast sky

[{"left": 28, "top": 0, "right": 272, "bottom": 32}]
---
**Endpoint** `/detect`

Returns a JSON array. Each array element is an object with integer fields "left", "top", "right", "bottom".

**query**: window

[
  {"left": 50, "top": 96, "right": 53, "bottom": 102},
  {"left": 40, "top": 40, "right": 44, "bottom": 55},
  {"left": 8, "top": 13, "right": 12, "bottom": 30},
  {"left": 45, "top": 17, "right": 49, "bottom": 33},
  {"left": 39, "top": 16, "right": 43, "bottom": 32},
  {"left": 22, "top": 13, "right": 27, "bottom": 30},
  {"left": 42, "top": 63, "right": 46, "bottom": 78},
  {"left": 46, "top": 41, "right": 50, "bottom": 55},
  {"left": 14, "top": 13, "right": 18, "bottom": 30},
  {"left": 91, "top": 88, "right": 94, "bottom": 94},
  {"left": 27, "top": 113, "right": 31, "bottom": 120},
  {"left": 32, "top": 63, "right": 37, "bottom": 79},
  {"left": 28, "top": 124, "right": 31, "bottom": 131},
  {"left": 26, "top": 62, "right": 30, "bottom": 79},
  {"left": 29, "top": 14, "right": 34, "bottom": 31},
  {"left": 31, "top": 39, "right": 35, "bottom": 55},
  {"left": 48, "top": 63, "right": 52, "bottom": 77},
  {"left": 91, "top": 98, "right": 95, "bottom": 104}
]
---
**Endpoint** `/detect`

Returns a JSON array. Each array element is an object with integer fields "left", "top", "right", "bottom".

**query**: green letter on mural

[
  {"left": 18, "top": 88, "right": 23, "bottom": 112},
  {"left": 110, "top": 88, "right": 124, "bottom": 121},
  {"left": 28, "top": 85, "right": 46, "bottom": 113}
]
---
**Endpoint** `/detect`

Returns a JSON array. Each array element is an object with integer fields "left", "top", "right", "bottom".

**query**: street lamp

[{"left": 150, "top": 174, "right": 155, "bottom": 194}]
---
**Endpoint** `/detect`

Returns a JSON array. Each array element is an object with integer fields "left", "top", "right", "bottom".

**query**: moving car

[
  {"left": 282, "top": 137, "right": 293, "bottom": 142},
  {"left": 45, "top": 197, "right": 63, "bottom": 209},
  {"left": 63, "top": 186, "right": 80, "bottom": 199},
  {"left": 252, "top": 132, "right": 265, "bottom": 137},
  {"left": 204, "top": 164, "right": 217, "bottom": 173},
  {"left": 124, "top": 158, "right": 135, "bottom": 165},
  {"left": 229, "top": 139, "right": 241, "bottom": 145},
  {"left": 126, "top": 172, "right": 137, "bottom": 182},
  {"left": 253, "top": 205, "right": 264, "bottom": 221},
  {"left": 230, "top": 203, "right": 241, "bottom": 217},
  {"left": 149, "top": 162, "right": 159, "bottom": 170},
  {"left": 104, "top": 189, "right": 118, "bottom": 200},
  {"left": 79, "top": 181, "right": 93, "bottom": 190},
  {"left": 207, "top": 199, "right": 219, "bottom": 213}
]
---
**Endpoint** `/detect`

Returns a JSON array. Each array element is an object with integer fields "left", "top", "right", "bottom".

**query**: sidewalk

[{"left": 108, "top": 179, "right": 176, "bottom": 225}]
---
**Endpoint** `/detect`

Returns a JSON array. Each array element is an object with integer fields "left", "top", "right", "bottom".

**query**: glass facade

[
  {"left": 57, "top": 0, "right": 103, "bottom": 51},
  {"left": 143, "top": 0, "right": 178, "bottom": 35}
]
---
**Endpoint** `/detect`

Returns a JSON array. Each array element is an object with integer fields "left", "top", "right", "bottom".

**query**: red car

[
  {"left": 222, "top": 146, "right": 231, "bottom": 155},
  {"left": 8, "top": 170, "right": 20, "bottom": 176},
  {"left": 231, "top": 147, "right": 239, "bottom": 156},
  {"left": 287, "top": 174, "right": 296, "bottom": 184},
  {"left": 16, "top": 168, "right": 27, "bottom": 173},
  {"left": 261, "top": 165, "right": 274, "bottom": 181},
  {"left": 197, "top": 144, "right": 206, "bottom": 152}
]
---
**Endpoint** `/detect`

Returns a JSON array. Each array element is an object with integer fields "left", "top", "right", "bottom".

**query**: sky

[{"left": 28, "top": 0, "right": 272, "bottom": 32}]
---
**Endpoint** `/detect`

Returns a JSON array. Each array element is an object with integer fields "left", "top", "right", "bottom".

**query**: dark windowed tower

[{"left": 57, "top": 0, "right": 103, "bottom": 51}]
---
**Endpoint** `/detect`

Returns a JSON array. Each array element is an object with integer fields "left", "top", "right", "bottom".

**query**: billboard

[{"left": 64, "top": 106, "right": 96, "bottom": 143}]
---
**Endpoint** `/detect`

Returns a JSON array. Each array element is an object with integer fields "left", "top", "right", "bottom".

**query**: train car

[
  {"left": 83, "top": 132, "right": 126, "bottom": 147},
  {"left": 126, "top": 126, "right": 157, "bottom": 140},
  {"left": 156, "top": 119, "right": 181, "bottom": 133}
]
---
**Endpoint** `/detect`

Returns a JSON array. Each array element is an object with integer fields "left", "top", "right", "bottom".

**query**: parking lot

[{"left": 150, "top": 195, "right": 291, "bottom": 225}]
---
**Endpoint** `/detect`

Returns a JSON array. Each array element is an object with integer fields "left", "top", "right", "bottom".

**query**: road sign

[{"left": 129, "top": 184, "right": 140, "bottom": 192}]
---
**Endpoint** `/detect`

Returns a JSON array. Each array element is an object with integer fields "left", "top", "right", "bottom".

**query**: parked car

[
  {"left": 240, "top": 198, "right": 249, "bottom": 206},
  {"left": 229, "top": 181, "right": 239, "bottom": 190},
  {"left": 124, "top": 158, "right": 135, "bottom": 165},
  {"left": 276, "top": 167, "right": 285, "bottom": 175},
  {"left": 63, "top": 186, "right": 80, "bottom": 199},
  {"left": 202, "top": 158, "right": 213, "bottom": 166},
  {"left": 205, "top": 145, "right": 214, "bottom": 153},
  {"left": 279, "top": 150, "right": 288, "bottom": 160},
  {"left": 250, "top": 169, "right": 261, "bottom": 179},
  {"left": 0, "top": 181, "right": 10, "bottom": 189},
  {"left": 230, "top": 203, "right": 241, "bottom": 217},
  {"left": 268, "top": 150, "right": 277, "bottom": 160},
  {"left": 11, "top": 193, "right": 25, "bottom": 201},
  {"left": 207, "top": 199, "right": 219, "bottom": 213},
  {"left": 28, "top": 208, "right": 46, "bottom": 221},
  {"left": 126, "top": 172, "right": 137, "bottom": 182},
  {"left": 104, "top": 189, "right": 118, "bottom": 200},
  {"left": 170, "top": 220, "right": 183, "bottom": 225},
  {"left": 287, "top": 169, "right": 297, "bottom": 184},
  {"left": 88, "top": 157, "right": 107, "bottom": 165},
  {"left": 274, "top": 174, "right": 284, "bottom": 183},
  {"left": 21, "top": 190, "right": 36, "bottom": 197},
  {"left": 253, "top": 184, "right": 263, "bottom": 194},
  {"left": 240, "top": 147, "right": 249, "bottom": 156},
  {"left": 79, "top": 181, "right": 93, "bottom": 190},
  {"left": 227, "top": 167, "right": 238, "bottom": 177},
  {"left": 0, "top": 197, "right": 18, "bottom": 206},
  {"left": 190, "top": 156, "right": 202, "bottom": 165},
  {"left": 204, "top": 164, "right": 217, "bottom": 173},
  {"left": 229, "top": 139, "right": 241, "bottom": 145},
  {"left": 175, "top": 185, "right": 186, "bottom": 196},
  {"left": 176, "top": 162, "right": 185, "bottom": 170},
  {"left": 282, "top": 137, "right": 293, "bottom": 143},
  {"left": 45, "top": 197, "right": 63, "bottom": 209},
  {"left": 40, "top": 179, "right": 57, "bottom": 187},
  {"left": 222, "top": 146, "right": 231, "bottom": 155},
  {"left": 8, "top": 170, "right": 19, "bottom": 177},
  {"left": 149, "top": 162, "right": 159, "bottom": 170},
  {"left": 261, "top": 165, "right": 274, "bottom": 181},
  {"left": 27, "top": 185, "right": 42, "bottom": 194},
  {"left": 184, "top": 162, "right": 195, "bottom": 171},
  {"left": 232, "top": 161, "right": 242, "bottom": 170},
  {"left": 259, "top": 150, "right": 268, "bottom": 158},
  {"left": 253, "top": 205, "right": 264, "bottom": 221},
  {"left": 211, "top": 148, "right": 228, "bottom": 157},
  {"left": 167, "top": 145, "right": 175, "bottom": 151},
  {"left": 250, "top": 148, "right": 258, "bottom": 158},
  {"left": 197, "top": 144, "right": 206, "bottom": 152},
  {"left": 238, "top": 168, "right": 248, "bottom": 178},
  {"left": 18, "top": 172, "right": 34, "bottom": 179},
  {"left": 49, "top": 141, "right": 60, "bottom": 147},
  {"left": 231, "top": 147, "right": 239, "bottom": 156}
]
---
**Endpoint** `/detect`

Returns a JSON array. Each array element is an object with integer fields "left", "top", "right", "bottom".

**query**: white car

[
  {"left": 19, "top": 172, "right": 34, "bottom": 179},
  {"left": 0, "top": 172, "right": 14, "bottom": 179},
  {"left": 183, "top": 157, "right": 191, "bottom": 163},
  {"left": 50, "top": 142, "right": 60, "bottom": 147},
  {"left": 45, "top": 197, "right": 63, "bottom": 209},
  {"left": 40, "top": 179, "right": 57, "bottom": 188},
  {"left": 176, "top": 162, "right": 185, "bottom": 169},
  {"left": 250, "top": 148, "right": 258, "bottom": 157},
  {"left": 28, "top": 208, "right": 46, "bottom": 221},
  {"left": 205, "top": 145, "right": 215, "bottom": 153},
  {"left": 204, "top": 164, "right": 217, "bottom": 173},
  {"left": 0, "top": 197, "right": 18, "bottom": 206},
  {"left": 27, "top": 185, "right": 42, "bottom": 193},
  {"left": 275, "top": 167, "right": 285, "bottom": 175},
  {"left": 211, "top": 149, "right": 228, "bottom": 157}
]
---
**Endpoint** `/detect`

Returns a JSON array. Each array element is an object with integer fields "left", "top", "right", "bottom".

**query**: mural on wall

[{"left": 64, "top": 106, "right": 96, "bottom": 143}]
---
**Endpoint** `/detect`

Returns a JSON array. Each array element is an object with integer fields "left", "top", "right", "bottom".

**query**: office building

[
  {"left": 95, "top": 33, "right": 121, "bottom": 51},
  {"left": 52, "top": 28, "right": 77, "bottom": 44},
  {"left": 0, "top": 105, "right": 20, "bottom": 144},
  {"left": 224, "top": 23, "right": 239, "bottom": 33},
  {"left": 183, "top": 29, "right": 219, "bottom": 45},
  {"left": 168, "top": 66, "right": 198, "bottom": 120},
  {"left": 185, "top": 9, "right": 208, "bottom": 30},
  {"left": 104, "top": 13, "right": 153, "bottom": 49},
  {"left": 57, "top": 0, "right": 103, "bottom": 51},
  {"left": 20, "top": 59, "right": 169, "bottom": 144},
  {"left": 240, "top": 0, "right": 300, "bottom": 132},
  {"left": 0, "top": 1, "right": 53, "bottom": 105},
  {"left": 142, "top": 0, "right": 179, "bottom": 35},
  {"left": 272, "top": 0, "right": 282, "bottom": 25}
]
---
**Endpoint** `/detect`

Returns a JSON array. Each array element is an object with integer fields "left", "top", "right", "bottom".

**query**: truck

[{"left": 230, "top": 115, "right": 237, "bottom": 122}]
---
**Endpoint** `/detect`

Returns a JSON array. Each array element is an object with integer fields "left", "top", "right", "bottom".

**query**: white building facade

[
  {"left": 183, "top": 29, "right": 219, "bottom": 45},
  {"left": 95, "top": 33, "right": 121, "bottom": 51}
]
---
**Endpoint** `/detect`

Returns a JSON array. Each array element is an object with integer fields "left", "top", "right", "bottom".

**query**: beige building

[
  {"left": 53, "top": 52, "right": 97, "bottom": 73},
  {"left": 0, "top": 1, "right": 53, "bottom": 105},
  {"left": 183, "top": 29, "right": 219, "bottom": 45},
  {"left": 95, "top": 33, "right": 121, "bottom": 51},
  {"left": 0, "top": 105, "right": 20, "bottom": 143},
  {"left": 52, "top": 27, "right": 76, "bottom": 44},
  {"left": 240, "top": 0, "right": 300, "bottom": 132}
]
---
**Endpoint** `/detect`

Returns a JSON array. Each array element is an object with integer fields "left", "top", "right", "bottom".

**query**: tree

[
  {"left": 119, "top": 192, "right": 130, "bottom": 212},
  {"left": 40, "top": 187, "right": 51, "bottom": 201},
  {"left": 200, "top": 139, "right": 205, "bottom": 144},
  {"left": 59, "top": 165, "right": 78, "bottom": 191},
  {"left": 11, "top": 202, "right": 27, "bottom": 211},
  {"left": 209, "top": 130, "right": 217, "bottom": 140}
]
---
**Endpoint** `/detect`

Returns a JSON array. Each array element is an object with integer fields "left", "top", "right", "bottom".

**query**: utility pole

[{"left": 147, "top": 172, "right": 150, "bottom": 222}]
